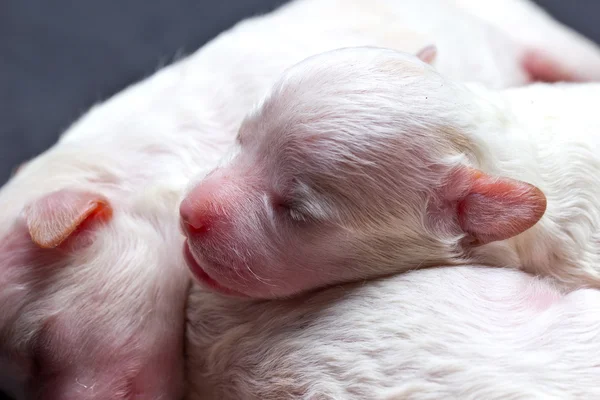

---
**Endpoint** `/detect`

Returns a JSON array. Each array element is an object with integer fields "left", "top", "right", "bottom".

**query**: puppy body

[{"left": 186, "top": 266, "right": 600, "bottom": 399}]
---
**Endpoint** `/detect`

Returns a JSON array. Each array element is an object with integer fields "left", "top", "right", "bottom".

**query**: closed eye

[
  {"left": 272, "top": 195, "right": 307, "bottom": 222},
  {"left": 283, "top": 203, "right": 307, "bottom": 222}
]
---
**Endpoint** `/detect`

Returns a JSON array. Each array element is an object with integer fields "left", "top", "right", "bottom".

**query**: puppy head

[{"left": 181, "top": 47, "right": 545, "bottom": 298}]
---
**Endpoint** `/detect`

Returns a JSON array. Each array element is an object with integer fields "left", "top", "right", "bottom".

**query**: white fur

[
  {"left": 466, "top": 81, "right": 600, "bottom": 287},
  {"left": 186, "top": 266, "right": 600, "bottom": 399},
  {"left": 0, "top": 0, "right": 599, "bottom": 398}
]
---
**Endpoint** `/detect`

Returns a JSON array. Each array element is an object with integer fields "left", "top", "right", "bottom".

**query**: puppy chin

[{"left": 183, "top": 241, "right": 248, "bottom": 297}]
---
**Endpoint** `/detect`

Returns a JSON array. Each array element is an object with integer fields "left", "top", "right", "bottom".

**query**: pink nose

[
  {"left": 180, "top": 179, "right": 223, "bottom": 238},
  {"left": 180, "top": 203, "right": 212, "bottom": 237}
]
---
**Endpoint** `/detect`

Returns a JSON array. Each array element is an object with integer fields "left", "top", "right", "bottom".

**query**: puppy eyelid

[{"left": 272, "top": 194, "right": 304, "bottom": 220}]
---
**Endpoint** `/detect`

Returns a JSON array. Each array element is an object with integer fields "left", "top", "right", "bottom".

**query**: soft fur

[
  {"left": 182, "top": 47, "right": 600, "bottom": 298},
  {"left": 1, "top": 0, "right": 600, "bottom": 398},
  {"left": 186, "top": 266, "right": 600, "bottom": 399}
]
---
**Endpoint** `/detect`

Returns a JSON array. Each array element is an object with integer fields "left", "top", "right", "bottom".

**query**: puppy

[{"left": 181, "top": 47, "right": 600, "bottom": 297}]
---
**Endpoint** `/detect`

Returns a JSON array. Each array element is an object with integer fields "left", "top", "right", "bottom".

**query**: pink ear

[
  {"left": 416, "top": 45, "right": 437, "bottom": 65},
  {"left": 24, "top": 189, "right": 113, "bottom": 249},
  {"left": 446, "top": 167, "right": 546, "bottom": 245}
]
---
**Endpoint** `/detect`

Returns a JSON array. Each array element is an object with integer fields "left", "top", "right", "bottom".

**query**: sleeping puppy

[
  {"left": 2, "top": 0, "right": 600, "bottom": 398},
  {"left": 181, "top": 47, "right": 600, "bottom": 298}
]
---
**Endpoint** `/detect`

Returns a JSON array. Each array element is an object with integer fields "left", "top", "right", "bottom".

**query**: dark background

[{"left": 0, "top": 0, "right": 599, "bottom": 398}]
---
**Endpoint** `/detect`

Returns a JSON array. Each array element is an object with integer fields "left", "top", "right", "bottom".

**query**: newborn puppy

[{"left": 181, "top": 47, "right": 600, "bottom": 298}]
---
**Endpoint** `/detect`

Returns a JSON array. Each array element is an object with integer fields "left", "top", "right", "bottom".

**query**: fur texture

[
  {"left": 1, "top": 0, "right": 600, "bottom": 398},
  {"left": 186, "top": 266, "right": 600, "bottom": 399}
]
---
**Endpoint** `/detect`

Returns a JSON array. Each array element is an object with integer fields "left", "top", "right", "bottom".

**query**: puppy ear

[
  {"left": 416, "top": 45, "right": 437, "bottom": 65},
  {"left": 443, "top": 167, "right": 546, "bottom": 245},
  {"left": 24, "top": 189, "right": 113, "bottom": 249}
]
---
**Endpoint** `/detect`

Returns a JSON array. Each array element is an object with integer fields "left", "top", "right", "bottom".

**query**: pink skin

[{"left": 180, "top": 167, "right": 342, "bottom": 299}]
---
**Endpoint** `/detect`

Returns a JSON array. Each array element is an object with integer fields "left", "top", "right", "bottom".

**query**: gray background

[{"left": 0, "top": 1, "right": 599, "bottom": 398}]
